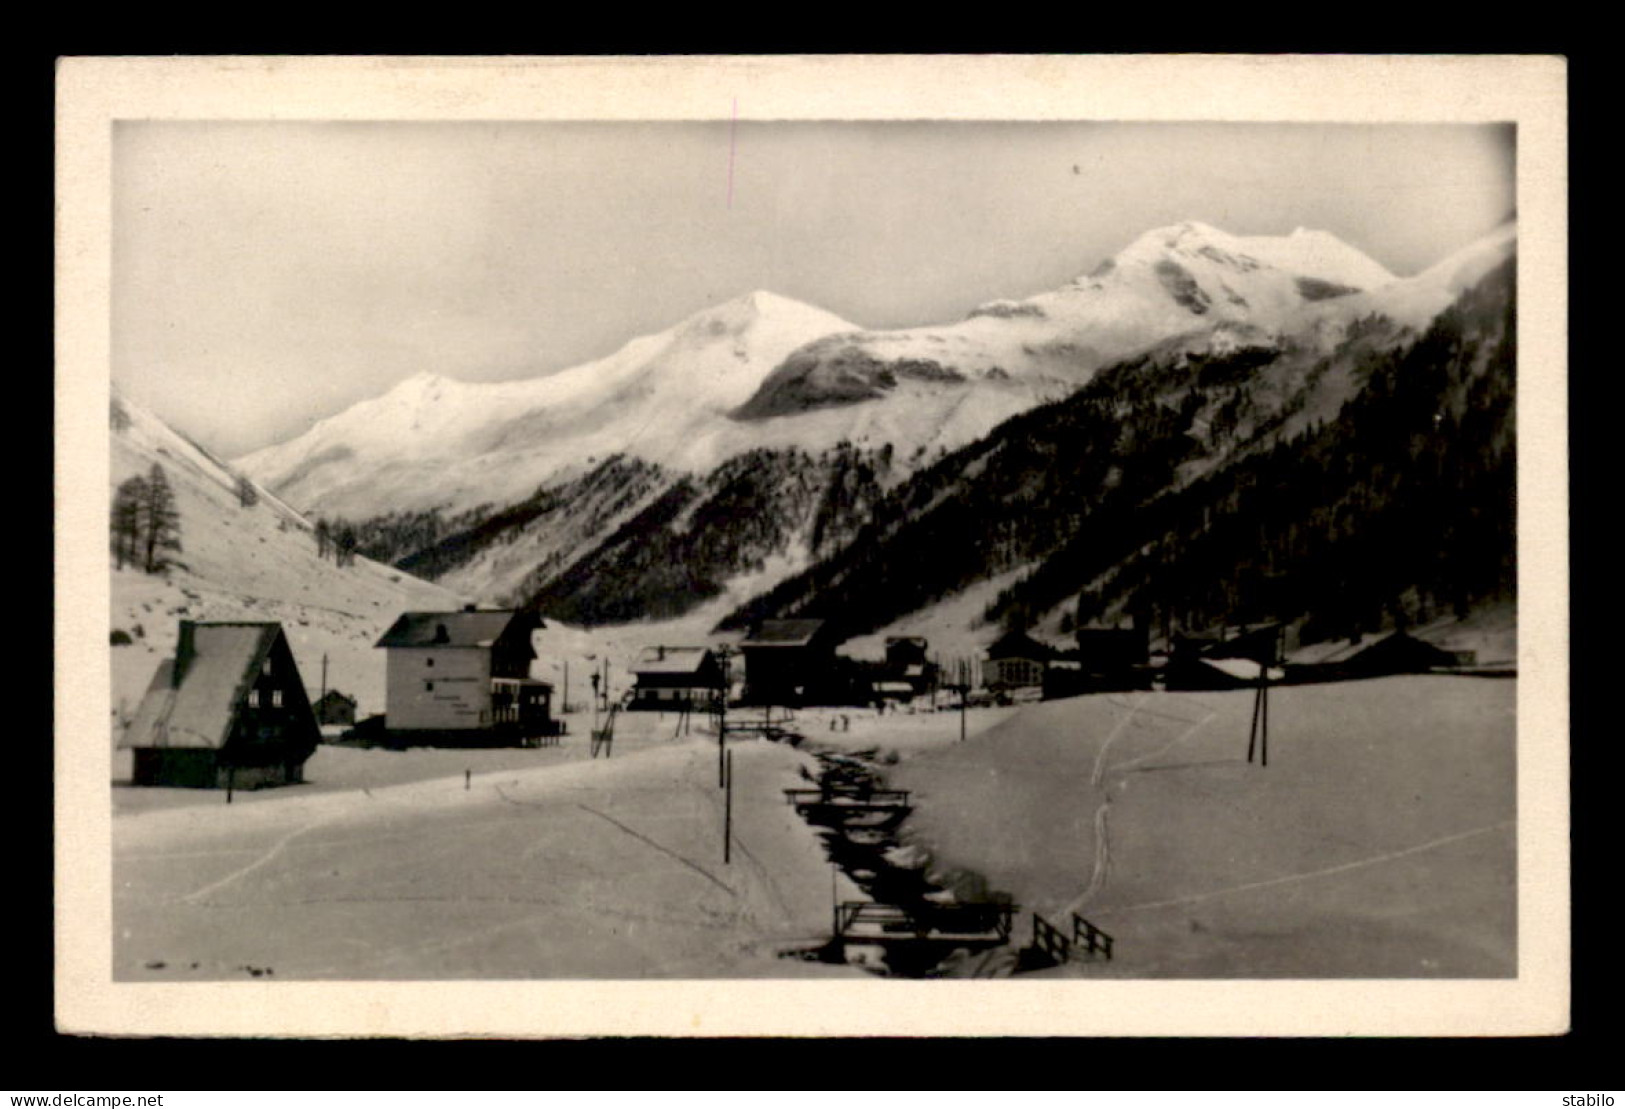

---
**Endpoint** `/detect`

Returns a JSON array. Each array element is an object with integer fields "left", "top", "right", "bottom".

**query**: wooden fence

[{"left": 1030, "top": 911, "right": 1116, "bottom": 966}]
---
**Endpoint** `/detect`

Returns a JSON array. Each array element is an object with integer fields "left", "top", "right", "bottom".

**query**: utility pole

[
  {"left": 320, "top": 653, "right": 328, "bottom": 703},
  {"left": 716, "top": 648, "right": 732, "bottom": 788},
  {"left": 723, "top": 748, "right": 734, "bottom": 864},
  {"left": 943, "top": 657, "right": 969, "bottom": 743},
  {"left": 1246, "top": 625, "right": 1283, "bottom": 768}
]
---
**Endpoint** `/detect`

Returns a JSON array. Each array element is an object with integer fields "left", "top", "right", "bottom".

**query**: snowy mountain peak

[
  {"left": 238, "top": 288, "right": 864, "bottom": 516},
  {"left": 1104, "top": 220, "right": 1396, "bottom": 292},
  {"left": 674, "top": 289, "right": 858, "bottom": 345}
]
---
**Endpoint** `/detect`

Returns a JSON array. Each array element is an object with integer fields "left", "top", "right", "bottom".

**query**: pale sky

[{"left": 113, "top": 121, "right": 1515, "bottom": 458}]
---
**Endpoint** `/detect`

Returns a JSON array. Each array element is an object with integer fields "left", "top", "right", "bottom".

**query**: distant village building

[
  {"left": 884, "top": 636, "right": 938, "bottom": 698},
  {"left": 1284, "top": 628, "right": 1474, "bottom": 683},
  {"left": 120, "top": 621, "right": 320, "bottom": 789},
  {"left": 1343, "top": 630, "right": 1461, "bottom": 677},
  {"left": 984, "top": 630, "right": 1056, "bottom": 692},
  {"left": 740, "top": 619, "right": 841, "bottom": 706},
  {"left": 1073, "top": 625, "right": 1150, "bottom": 673},
  {"left": 1047, "top": 624, "right": 1153, "bottom": 698},
  {"left": 628, "top": 646, "right": 725, "bottom": 711},
  {"left": 1162, "top": 626, "right": 1286, "bottom": 690},
  {"left": 313, "top": 689, "right": 357, "bottom": 728},
  {"left": 374, "top": 608, "right": 556, "bottom": 742}
]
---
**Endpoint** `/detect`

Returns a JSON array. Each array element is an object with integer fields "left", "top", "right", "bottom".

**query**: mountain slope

[
  {"left": 109, "top": 390, "right": 464, "bottom": 734},
  {"left": 237, "top": 291, "right": 865, "bottom": 518}
]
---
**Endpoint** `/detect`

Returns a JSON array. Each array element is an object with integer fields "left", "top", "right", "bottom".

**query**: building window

[
  {"left": 425, "top": 681, "right": 435, "bottom": 692},
  {"left": 271, "top": 689, "right": 283, "bottom": 707},
  {"left": 426, "top": 657, "right": 434, "bottom": 668},
  {"left": 247, "top": 689, "right": 260, "bottom": 707},
  {"left": 263, "top": 659, "right": 273, "bottom": 676}
]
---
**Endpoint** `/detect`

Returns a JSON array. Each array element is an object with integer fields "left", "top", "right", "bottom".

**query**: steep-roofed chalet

[{"left": 120, "top": 621, "right": 320, "bottom": 789}]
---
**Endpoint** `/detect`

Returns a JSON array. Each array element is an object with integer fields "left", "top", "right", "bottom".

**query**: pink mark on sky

[{"left": 727, "top": 97, "right": 737, "bottom": 208}]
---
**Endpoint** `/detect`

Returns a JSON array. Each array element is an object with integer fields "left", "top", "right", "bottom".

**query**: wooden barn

[
  {"left": 739, "top": 619, "right": 841, "bottom": 706},
  {"left": 374, "top": 608, "right": 557, "bottom": 743},
  {"left": 313, "top": 689, "right": 357, "bottom": 727},
  {"left": 628, "top": 646, "right": 725, "bottom": 711},
  {"left": 120, "top": 621, "right": 320, "bottom": 789}
]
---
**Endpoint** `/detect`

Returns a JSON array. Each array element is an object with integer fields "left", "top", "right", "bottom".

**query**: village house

[
  {"left": 739, "top": 619, "right": 842, "bottom": 706},
  {"left": 120, "top": 620, "right": 320, "bottom": 789},
  {"left": 628, "top": 646, "right": 726, "bottom": 711},
  {"left": 374, "top": 608, "right": 557, "bottom": 743},
  {"left": 984, "top": 630, "right": 1057, "bottom": 694}
]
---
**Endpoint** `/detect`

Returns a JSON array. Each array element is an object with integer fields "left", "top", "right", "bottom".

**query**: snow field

[
  {"left": 114, "top": 733, "right": 866, "bottom": 980},
  {"left": 889, "top": 675, "right": 1516, "bottom": 977}
]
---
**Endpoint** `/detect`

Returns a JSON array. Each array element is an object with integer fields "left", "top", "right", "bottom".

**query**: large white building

[{"left": 374, "top": 608, "right": 555, "bottom": 738}]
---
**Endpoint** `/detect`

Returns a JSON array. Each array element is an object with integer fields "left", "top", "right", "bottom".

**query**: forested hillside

[
  {"left": 525, "top": 442, "right": 897, "bottom": 624},
  {"left": 721, "top": 256, "right": 1515, "bottom": 644}
]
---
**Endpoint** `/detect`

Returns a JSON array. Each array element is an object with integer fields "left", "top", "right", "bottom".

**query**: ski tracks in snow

[
  {"left": 178, "top": 811, "right": 341, "bottom": 905},
  {"left": 1066, "top": 695, "right": 1218, "bottom": 921},
  {"left": 1105, "top": 819, "right": 1515, "bottom": 915}
]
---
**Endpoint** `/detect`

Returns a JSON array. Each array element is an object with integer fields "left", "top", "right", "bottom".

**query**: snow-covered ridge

[
  {"left": 235, "top": 218, "right": 1509, "bottom": 533},
  {"left": 236, "top": 290, "right": 863, "bottom": 516},
  {"left": 735, "top": 220, "right": 1404, "bottom": 422}
]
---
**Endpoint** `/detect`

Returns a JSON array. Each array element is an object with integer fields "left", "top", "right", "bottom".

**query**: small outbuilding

[
  {"left": 313, "top": 689, "right": 358, "bottom": 728},
  {"left": 120, "top": 621, "right": 320, "bottom": 789}
]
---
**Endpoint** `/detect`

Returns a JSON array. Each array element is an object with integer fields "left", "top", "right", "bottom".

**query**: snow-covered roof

[
  {"left": 1287, "top": 639, "right": 1366, "bottom": 666},
  {"left": 985, "top": 630, "right": 1056, "bottom": 660},
  {"left": 742, "top": 619, "right": 828, "bottom": 648},
  {"left": 376, "top": 610, "right": 539, "bottom": 650},
  {"left": 632, "top": 646, "right": 714, "bottom": 675},
  {"left": 121, "top": 623, "right": 282, "bottom": 750},
  {"left": 1200, "top": 658, "right": 1285, "bottom": 683}
]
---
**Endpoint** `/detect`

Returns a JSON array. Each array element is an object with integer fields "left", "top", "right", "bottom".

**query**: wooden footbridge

[{"left": 783, "top": 786, "right": 913, "bottom": 828}]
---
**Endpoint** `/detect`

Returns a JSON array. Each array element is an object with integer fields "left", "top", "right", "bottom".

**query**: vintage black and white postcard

[{"left": 56, "top": 54, "right": 1569, "bottom": 1037}]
